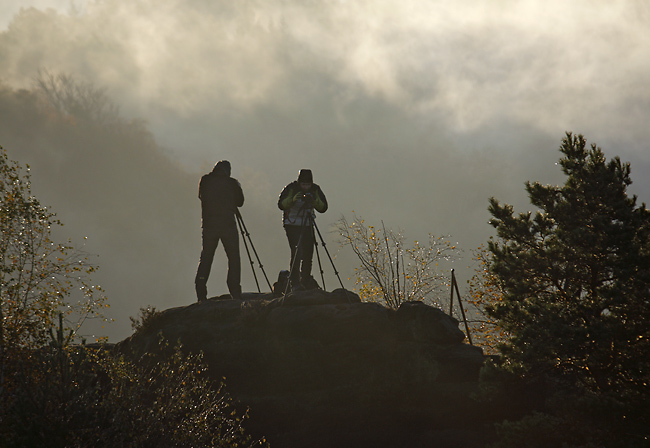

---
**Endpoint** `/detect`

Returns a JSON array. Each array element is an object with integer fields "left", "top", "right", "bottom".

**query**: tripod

[{"left": 236, "top": 210, "right": 272, "bottom": 293}]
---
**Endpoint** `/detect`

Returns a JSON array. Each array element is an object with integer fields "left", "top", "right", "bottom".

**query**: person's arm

[
  {"left": 278, "top": 184, "right": 298, "bottom": 210},
  {"left": 231, "top": 178, "right": 244, "bottom": 207},
  {"left": 312, "top": 185, "right": 328, "bottom": 213}
]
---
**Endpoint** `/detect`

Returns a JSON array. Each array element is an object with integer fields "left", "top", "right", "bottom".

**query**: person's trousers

[
  {"left": 195, "top": 227, "right": 241, "bottom": 300},
  {"left": 284, "top": 223, "right": 315, "bottom": 284}
]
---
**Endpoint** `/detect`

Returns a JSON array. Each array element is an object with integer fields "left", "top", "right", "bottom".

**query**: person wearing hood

[
  {"left": 195, "top": 160, "right": 244, "bottom": 301},
  {"left": 277, "top": 169, "right": 328, "bottom": 290}
]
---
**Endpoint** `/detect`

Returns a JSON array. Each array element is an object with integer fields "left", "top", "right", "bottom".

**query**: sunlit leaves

[
  {"left": 0, "top": 146, "right": 109, "bottom": 354},
  {"left": 337, "top": 214, "right": 460, "bottom": 309},
  {"left": 466, "top": 244, "right": 509, "bottom": 355}
]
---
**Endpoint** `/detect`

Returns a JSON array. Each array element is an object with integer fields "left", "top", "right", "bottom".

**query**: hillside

[{"left": 117, "top": 289, "right": 489, "bottom": 448}]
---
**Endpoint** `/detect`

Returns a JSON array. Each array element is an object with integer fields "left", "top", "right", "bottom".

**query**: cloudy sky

[{"left": 2, "top": 0, "right": 650, "bottom": 342}]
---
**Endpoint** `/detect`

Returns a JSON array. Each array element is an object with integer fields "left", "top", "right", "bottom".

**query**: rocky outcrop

[{"left": 117, "top": 289, "right": 488, "bottom": 448}]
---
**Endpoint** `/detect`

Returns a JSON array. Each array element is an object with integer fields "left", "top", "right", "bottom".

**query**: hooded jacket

[
  {"left": 277, "top": 181, "right": 327, "bottom": 227},
  {"left": 199, "top": 161, "right": 244, "bottom": 230}
]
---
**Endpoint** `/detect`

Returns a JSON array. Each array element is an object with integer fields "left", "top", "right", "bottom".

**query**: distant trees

[
  {"left": 337, "top": 214, "right": 460, "bottom": 309},
  {"left": 34, "top": 69, "right": 149, "bottom": 133},
  {"left": 485, "top": 133, "right": 650, "bottom": 447},
  {"left": 0, "top": 71, "right": 199, "bottom": 334}
]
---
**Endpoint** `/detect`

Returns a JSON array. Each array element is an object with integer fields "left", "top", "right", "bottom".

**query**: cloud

[{"left": 4, "top": 0, "right": 650, "bottom": 133}]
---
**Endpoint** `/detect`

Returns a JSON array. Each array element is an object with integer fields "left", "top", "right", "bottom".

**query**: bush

[
  {"left": 2, "top": 321, "right": 265, "bottom": 448},
  {"left": 336, "top": 214, "right": 459, "bottom": 309}
]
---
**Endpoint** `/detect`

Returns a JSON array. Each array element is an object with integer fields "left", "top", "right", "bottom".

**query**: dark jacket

[
  {"left": 277, "top": 181, "right": 327, "bottom": 226},
  {"left": 199, "top": 167, "right": 244, "bottom": 230}
]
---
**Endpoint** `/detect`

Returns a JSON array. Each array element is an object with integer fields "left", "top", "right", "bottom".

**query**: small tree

[
  {"left": 0, "top": 147, "right": 108, "bottom": 396},
  {"left": 337, "top": 214, "right": 460, "bottom": 309}
]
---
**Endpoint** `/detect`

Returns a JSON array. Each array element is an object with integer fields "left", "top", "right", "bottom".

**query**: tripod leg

[
  {"left": 237, "top": 214, "right": 260, "bottom": 293},
  {"left": 236, "top": 210, "right": 273, "bottom": 292},
  {"left": 311, "top": 219, "right": 346, "bottom": 292},
  {"left": 247, "top": 230, "right": 272, "bottom": 291},
  {"left": 312, "top": 224, "right": 326, "bottom": 290}
]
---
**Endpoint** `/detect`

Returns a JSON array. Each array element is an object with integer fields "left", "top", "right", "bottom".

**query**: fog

[{"left": 2, "top": 0, "right": 650, "bottom": 341}]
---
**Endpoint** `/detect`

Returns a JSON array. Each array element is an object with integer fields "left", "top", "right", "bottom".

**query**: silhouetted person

[
  {"left": 278, "top": 169, "right": 328, "bottom": 290},
  {"left": 195, "top": 160, "right": 244, "bottom": 301}
]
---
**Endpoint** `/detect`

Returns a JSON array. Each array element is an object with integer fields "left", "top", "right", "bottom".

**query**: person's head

[
  {"left": 213, "top": 160, "right": 231, "bottom": 176},
  {"left": 297, "top": 169, "right": 313, "bottom": 191}
]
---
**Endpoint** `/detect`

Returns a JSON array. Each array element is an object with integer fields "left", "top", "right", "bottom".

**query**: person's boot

[
  {"left": 290, "top": 276, "right": 305, "bottom": 292},
  {"left": 301, "top": 275, "right": 320, "bottom": 290},
  {"left": 229, "top": 285, "right": 243, "bottom": 301},
  {"left": 288, "top": 271, "right": 303, "bottom": 292}
]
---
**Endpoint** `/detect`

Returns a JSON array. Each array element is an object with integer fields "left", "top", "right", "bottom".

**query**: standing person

[
  {"left": 195, "top": 160, "right": 244, "bottom": 301},
  {"left": 277, "top": 169, "right": 328, "bottom": 291}
]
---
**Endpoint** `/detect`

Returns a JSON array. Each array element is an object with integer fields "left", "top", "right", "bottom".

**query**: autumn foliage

[
  {"left": 0, "top": 146, "right": 108, "bottom": 382},
  {"left": 466, "top": 244, "right": 508, "bottom": 355},
  {"left": 337, "top": 214, "right": 460, "bottom": 309}
]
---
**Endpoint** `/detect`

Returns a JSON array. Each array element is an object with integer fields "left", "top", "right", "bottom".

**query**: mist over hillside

[
  {"left": 2, "top": 0, "right": 650, "bottom": 341},
  {"left": 0, "top": 82, "right": 200, "bottom": 340}
]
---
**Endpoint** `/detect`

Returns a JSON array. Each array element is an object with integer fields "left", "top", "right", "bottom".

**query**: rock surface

[{"left": 118, "top": 289, "right": 488, "bottom": 448}]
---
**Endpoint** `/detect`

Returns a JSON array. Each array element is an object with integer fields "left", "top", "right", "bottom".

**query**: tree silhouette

[{"left": 485, "top": 133, "right": 650, "bottom": 447}]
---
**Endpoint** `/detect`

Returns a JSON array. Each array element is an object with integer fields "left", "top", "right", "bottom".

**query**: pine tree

[{"left": 487, "top": 133, "right": 650, "bottom": 395}]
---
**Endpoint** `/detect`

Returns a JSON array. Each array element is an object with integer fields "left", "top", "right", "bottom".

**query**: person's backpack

[{"left": 272, "top": 270, "right": 290, "bottom": 296}]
